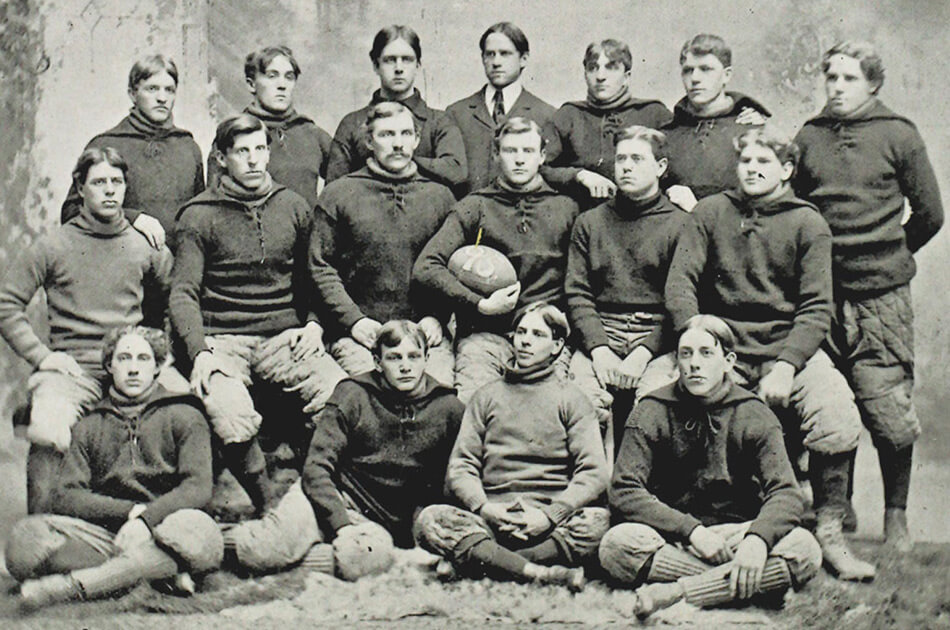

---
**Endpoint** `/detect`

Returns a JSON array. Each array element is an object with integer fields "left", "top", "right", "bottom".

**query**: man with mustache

[
  {"left": 310, "top": 102, "right": 455, "bottom": 384},
  {"left": 171, "top": 114, "right": 346, "bottom": 516},
  {"left": 60, "top": 55, "right": 204, "bottom": 252},
  {"left": 665, "top": 126, "right": 873, "bottom": 581}
]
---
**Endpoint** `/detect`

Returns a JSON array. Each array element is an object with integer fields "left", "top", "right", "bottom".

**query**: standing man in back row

[{"left": 447, "top": 22, "right": 556, "bottom": 196}]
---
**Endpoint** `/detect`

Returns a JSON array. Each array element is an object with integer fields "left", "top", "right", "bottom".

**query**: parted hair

[
  {"left": 733, "top": 124, "right": 801, "bottom": 174},
  {"left": 584, "top": 39, "right": 632, "bottom": 72},
  {"left": 72, "top": 147, "right": 128, "bottom": 187},
  {"left": 614, "top": 125, "right": 668, "bottom": 160},
  {"left": 679, "top": 34, "right": 732, "bottom": 67},
  {"left": 681, "top": 314, "right": 737, "bottom": 354},
  {"left": 101, "top": 325, "right": 170, "bottom": 371},
  {"left": 493, "top": 116, "right": 546, "bottom": 151},
  {"left": 244, "top": 45, "right": 301, "bottom": 81},
  {"left": 214, "top": 114, "right": 269, "bottom": 154},
  {"left": 128, "top": 54, "right": 179, "bottom": 91},
  {"left": 479, "top": 22, "right": 529, "bottom": 55},
  {"left": 822, "top": 40, "right": 885, "bottom": 93},
  {"left": 370, "top": 25, "right": 422, "bottom": 65},
  {"left": 517, "top": 302, "right": 571, "bottom": 341},
  {"left": 362, "top": 101, "right": 419, "bottom": 139},
  {"left": 373, "top": 320, "right": 429, "bottom": 356}
]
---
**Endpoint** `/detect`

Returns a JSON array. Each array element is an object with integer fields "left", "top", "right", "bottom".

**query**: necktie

[{"left": 492, "top": 89, "right": 506, "bottom": 126}]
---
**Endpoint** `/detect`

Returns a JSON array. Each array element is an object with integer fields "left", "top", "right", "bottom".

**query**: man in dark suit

[{"left": 447, "top": 22, "right": 556, "bottom": 196}]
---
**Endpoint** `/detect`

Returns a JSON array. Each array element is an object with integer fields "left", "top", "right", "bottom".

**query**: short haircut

[
  {"left": 370, "top": 25, "right": 422, "bottom": 65},
  {"left": 362, "top": 101, "right": 419, "bottom": 140},
  {"left": 479, "top": 22, "right": 529, "bottom": 55},
  {"left": 101, "top": 325, "right": 170, "bottom": 371},
  {"left": 128, "top": 54, "right": 179, "bottom": 91},
  {"left": 373, "top": 320, "right": 428, "bottom": 356},
  {"left": 583, "top": 39, "right": 632, "bottom": 72},
  {"left": 244, "top": 45, "right": 301, "bottom": 81},
  {"left": 614, "top": 125, "right": 667, "bottom": 160},
  {"left": 214, "top": 114, "right": 269, "bottom": 154},
  {"left": 681, "top": 314, "right": 736, "bottom": 354},
  {"left": 517, "top": 302, "right": 571, "bottom": 341},
  {"left": 72, "top": 147, "right": 128, "bottom": 187},
  {"left": 493, "top": 116, "right": 546, "bottom": 152},
  {"left": 679, "top": 34, "right": 732, "bottom": 67},
  {"left": 733, "top": 124, "right": 801, "bottom": 174},
  {"left": 821, "top": 40, "right": 885, "bottom": 92}
]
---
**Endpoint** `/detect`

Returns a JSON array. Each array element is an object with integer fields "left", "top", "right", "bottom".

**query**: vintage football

[{"left": 448, "top": 245, "right": 518, "bottom": 296}]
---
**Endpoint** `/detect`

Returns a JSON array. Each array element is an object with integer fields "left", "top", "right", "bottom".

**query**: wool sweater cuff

[
  {"left": 327, "top": 509, "right": 353, "bottom": 536},
  {"left": 746, "top": 521, "right": 781, "bottom": 550},
  {"left": 27, "top": 345, "right": 53, "bottom": 370},
  {"left": 540, "top": 501, "right": 574, "bottom": 526},
  {"left": 776, "top": 347, "right": 808, "bottom": 371}
]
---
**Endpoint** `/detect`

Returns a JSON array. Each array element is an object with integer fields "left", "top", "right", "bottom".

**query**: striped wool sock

[
  {"left": 679, "top": 558, "right": 792, "bottom": 608},
  {"left": 300, "top": 543, "right": 335, "bottom": 575},
  {"left": 647, "top": 545, "right": 714, "bottom": 582}
]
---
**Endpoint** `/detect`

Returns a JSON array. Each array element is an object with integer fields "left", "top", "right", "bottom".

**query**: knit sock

[
  {"left": 26, "top": 444, "right": 63, "bottom": 514},
  {"left": 71, "top": 544, "right": 178, "bottom": 600},
  {"left": 809, "top": 450, "right": 853, "bottom": 513},
  {"left": 517, "top": 537, "right": 569, "bottom": 565},
  {"left": 647, "top": 545, "right": 714, "bottom": 582},
  {"left": 454, "top": 533, "right": 529, "bottom": 580},
  {"left": 878, "top": 444, "right": 913, "bottom": 509},
  {"left": 300, "top": 543, "right": 335, "bottom": 575},
  {"left": 679, "top": 558, "right": 791, "bottom": 608}
]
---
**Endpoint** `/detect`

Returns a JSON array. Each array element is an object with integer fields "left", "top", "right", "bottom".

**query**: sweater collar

[
  {"left": 370, "top": 88, "right": 429, "bottom": 121},
  {"left": 351, "top": 370, "right": 453, "bottom": 404},
  {"left": 722, "top": 187, "right": 818, "bottom": 215},
  {"left": 73, "top": 206, "right": 129, "bottom": 236},
  {"left": 127, "top": 106, "right": 176, "bottom": 137},
  {"left": 216, "top": 172, "right": 277, "bottom": 209},
  {"left": 366, "top": 156, "right": 419, "bottom": 182},
  {"left": 647, "top": 376, "right": 756, "bottom": 409},
  {"left": 807, "top": 97, "right": 909, "bottom": 126},
  {"left": 108, "top": 381, "right": 159, "bottom": 418},
  {"left": 585, "top": 85, "right": 633, "bottom": 112},
  {"left": 494, "top": 173, "right": 545, "bottom": 194},
  {"left": 610, "top": 190, "right": 669, "bottom": 218},
  {"left": 504, "top": 355, "right": 558, "bottom": 384},
  {"left": 475, "top": 178, "right": 558, "bottom": 202},
  {"left": 671, "top": 91, "right": 771, "bottom": 125},
  {"left": 244, "top": 103, "right": 312, "bottom": 130}
]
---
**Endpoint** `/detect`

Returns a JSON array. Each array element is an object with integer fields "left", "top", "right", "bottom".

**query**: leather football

[{"left": 447, "top": 245, "right": 518, "bottom": 296}]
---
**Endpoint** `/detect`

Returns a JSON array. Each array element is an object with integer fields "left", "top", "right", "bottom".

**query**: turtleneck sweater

[
  {"left": 61, "top": 108, "right": 204, "bottom": 239},
  {"left": 447, "top": 356, "right": 608, "bottom": 525},
  {"left": 0, "top": 208, "right": 172, "bottom": 374},
  {"left": 310, "top": 165, "right": 455, "bottom": 335},
  {"left": 666, "top": 188, "right": 832, "bottom": 370},
  {"left": 566, "top": 191, "right": 688, "bottom": 354}
]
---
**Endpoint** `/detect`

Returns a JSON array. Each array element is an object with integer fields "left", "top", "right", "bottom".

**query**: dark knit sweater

[
  {"left": 61, "top": 114, "right": 205, "bottom": 238},
  {"left": 207, "top": 108, "right": 332, "bottom": 208},
  {"left": 52, "top": 385, "right": 212, "bottom": 532},
  {"left": 663, "top": 92, "right": 771, "bottom": 199},
  {"left": 326, "top": 89, "right": 468, "bottom": 190},
  {"left": 310, "top": 167, "right": 455, "bottom": 335},
  {"left": 610, "top": 381, "right": 805, "bottom": 549},
  {"left": 447, "top": 87, "right": 557, "bottom": 195},
  {"left": 541, "top": 98, "right": 673, "bottom": 205},
  {"left": 566, "top": 192, "right": 687, "bottom": 354},
  {"left": 665, "top": 189, "right": 832, "bottom": 370},
  {"left": 412, "top": 181, "right": 579, "bottom": 336},
  {"left": 0, "top": 211, "right": 172, "bottom": 374},
  {"left": 301, "top": 372, "right": 463, "bottom": 547},
  {"left": 794, "top": 99, "right": 944, "bottom": 297},
  {"left": 171, "top": 183, "right": 314, "bottom": 360},
  {"left": 448, "top": 361, "right": 608, "bottom": 525}
]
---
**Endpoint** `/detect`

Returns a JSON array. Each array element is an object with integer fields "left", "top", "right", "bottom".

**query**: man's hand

[
  {"left": 285, "top": 322, "right": 326, "bottom": 360},
  {"left": 591, "top": 346, "right": 629, "bottom": 388},
  {"left": 351, "top": 317, "right": 383, "bottom": 349},
  {"left": 190, "top": 350, "right": 236, "bottom": 398},
  {"left": 114, "top": 517, "right": 152, "bottom": 552},
  {"left": 666, "top": 184, "right": 699, "bottom": 212},
  {"left": 619, "top": 345, "right": 653, "bottom": 388},
  {"left": 334, "top": 524, "right": 356, "bottom": 541},
  {"left": 757, "top": 361, "right": 796, "bottom": 408},
  {"left": 478, "top": 282, "right": 521, "bottom": 316},
  {"left": 479, "top": 502, "right": 519, "bottom": 533},
  {"left": 417, "top": 316, "right": 443, "bottom": 348},
  {"left": 38, "top": 352, "right": 84, "bottom": 378},
  {"left": 576, "top": 170, "right": 616, "bottom": 199},
  {"left": 730, "top": 535, "right": 768, "bottom": 599},
  {"left": 736, "top": 106, "right": 768, "bottom": 126},
  {"left": 689, "top": 525, "right": 733, "bottom": 565},
  {"left": 509, "top": 504, "right": 553, "bottom": 541},
  {"left": 132, "top": 213, "right": 166, "bottom": 250}
]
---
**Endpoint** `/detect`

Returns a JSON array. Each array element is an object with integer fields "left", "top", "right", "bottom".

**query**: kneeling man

[
  {"left": 599, "top": 316, "right": 821, "bottom": 618},
  {"left": 225, "top": 320, "right": 464, "bottom": 578},
  {"left": 416, "top": 304, "right": 609, "bottom": 591},
  {"left": 6, "top": 326, "right": 221, "bottom": 608}
]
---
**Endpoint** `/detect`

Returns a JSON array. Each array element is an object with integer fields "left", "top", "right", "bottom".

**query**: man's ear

[
  {"left": 722, "top": 65, "right": 734, "bottom": 86},
  {"left": 656, "top": 156, "right": 669, "bottom": 179},
  {"left": 724, "top": 351, "right": 737, "bottom": 371},
  {"left": 554, "top": 337, "right": 566, "bottom": 356},
  {"left": 245, "top": 76, "right": 257, "bottom": 96},
  {"left": 519, "top": 53, "right": 529, "bottom": 72},
  {"left": 781, "top": 160, "right": 795, "bottom": 183},
  {"left": 127, "top": 87, "right": 137, "bottom": 106},
  {"left": 213, "top": 149, "right": 227, "bottom": 170}
]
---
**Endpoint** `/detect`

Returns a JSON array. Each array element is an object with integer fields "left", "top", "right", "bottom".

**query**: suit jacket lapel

[{"left": 469, "top": 88, "right": 494, "bottom": 130}]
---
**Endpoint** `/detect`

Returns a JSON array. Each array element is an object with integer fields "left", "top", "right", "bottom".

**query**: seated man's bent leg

[
  {"left": 522, "top": 506, "right": 609, "bottom": 566},
  {"left": 635, "top": 353, "right": 679, "bottom": 404},
  {"left": 599, "top": 522, "right": 712, "bottom": 584},
  {"left": 26, "top": 370, "right": 102, "bottom": 513},
  {"left": 769, "top": 527, "right": 823, "bottom": 588},
  {"left": 424, "top": 337, "right": 455, "bottom": 387},
  {"left": 454, "top": 333, "right": 512, "bottom": 404},
  {"left": 255, "top": 334, "right": 347, "bottom": 415},
  {"left": 569, "top": 351, "right": 614, "bottom": 440},
  {"left": 329, "top": 337, "right": 376, "bottom": 377},
  {"left": 5, "top": 515, "right": 115, "bottom": 582}
]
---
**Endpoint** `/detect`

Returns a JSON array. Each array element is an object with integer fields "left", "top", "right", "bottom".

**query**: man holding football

[{"left": 414, "top": 117, "right": 579, "bottom": 402}]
